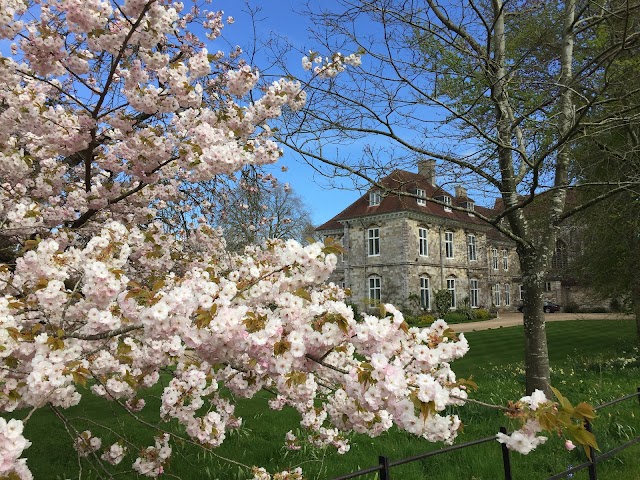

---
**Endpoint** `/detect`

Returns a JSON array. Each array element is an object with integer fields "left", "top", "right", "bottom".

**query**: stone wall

[{"left": 324, "top": 213, "right": 523, "bottom": 314}]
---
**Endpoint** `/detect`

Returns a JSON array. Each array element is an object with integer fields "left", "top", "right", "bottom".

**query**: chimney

[
  {"left": 417, "top": 159, "right": 436, "bottom": 186},
  {"left": 455, "top": 185, "right": 467, "bottom": 198}
]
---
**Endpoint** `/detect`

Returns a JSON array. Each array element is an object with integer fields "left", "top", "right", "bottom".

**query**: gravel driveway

[{"left": 451, "top": 312, "right": 631, "bottom": 333}]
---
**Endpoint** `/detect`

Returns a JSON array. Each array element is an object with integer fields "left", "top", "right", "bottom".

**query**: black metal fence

[{"left": 330, "top": 387, "right": 640, "bottom": 480}]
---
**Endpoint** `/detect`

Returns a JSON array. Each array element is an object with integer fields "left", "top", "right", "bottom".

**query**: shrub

[
  {"left": 405, "top": 314, "right": 435, "bottom": 327},
  {"left": 417, "top": 314, "right": 436, "bottom": 326},
  {"left": 443, "top": 312, "right": 472, "bottom": 324},
  {"left": 586, "top": 306, "right": 608, "bottom": 314},
  {"left": 610, "top": 298, "right": 623, "bottom": 313},
  {"left": 564, "top": 302, "right": 579, "bottom": 313},
  {"left": 434, "top": 289, "right": 453, "bottom": 318},
  {"left": 458, "top": 296, "right": 475, "bottom": 321},
  {"left": 473, "top": 308, "right": 493, "bottom": 320}
]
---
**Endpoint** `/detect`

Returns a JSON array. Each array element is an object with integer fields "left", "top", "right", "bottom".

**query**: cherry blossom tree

[{"left": 0, "top": 1, "right": 596, "bottom": 478}]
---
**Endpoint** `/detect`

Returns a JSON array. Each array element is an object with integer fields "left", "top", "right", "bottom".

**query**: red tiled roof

[
  {"left": 316, "top": 170, "right": 498, "bottom": 231},
  {"left": 492, "top": 189, "right": 578, "bottom": 216}
]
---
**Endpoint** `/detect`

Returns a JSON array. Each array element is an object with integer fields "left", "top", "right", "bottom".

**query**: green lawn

[
  {"left": 10, "top": 320, "right": 640, "bottom": 479},
  {"left": 455, "top": 319, "right": 635, "bottom": 376}
]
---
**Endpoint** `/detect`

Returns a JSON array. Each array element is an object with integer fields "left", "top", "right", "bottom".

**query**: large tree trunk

[
  {"left": 519, "top": 254, "right": 552, "bottom": 395},
  {"left": 491, "top": 1, "right": 554, "bottom": 396}
]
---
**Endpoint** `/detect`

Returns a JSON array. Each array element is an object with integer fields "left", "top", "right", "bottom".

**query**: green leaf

[
  {"left": 72, "top": 371, "right": 87, "bottom": 387},
  {"left": 457, "top": 377, "right": 478, "bottom": 392},
  {"left": 568, "top": 425, "right": 600, "bottom": 460},
  {"left": 420, "top": 400, "right": 436, "bottom": 419},
  {"left": 293, "top": 288, "right": 311, "bottom": 302},
  {"left": 574, "top": 402, "right": 597, "bottom": 420},
  {"left": 551, "top": 386, "right": 574, "bottom": 413},
  {"left": 273, "top": 340, "right": 290, "bottom": 356},
  {"left": 443, "top": 327, "right": 459, "bottom": 341}
]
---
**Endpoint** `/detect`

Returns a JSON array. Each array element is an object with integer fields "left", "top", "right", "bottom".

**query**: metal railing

[{"left": 329, "top": 387, "right": 640, "bottom": 480}]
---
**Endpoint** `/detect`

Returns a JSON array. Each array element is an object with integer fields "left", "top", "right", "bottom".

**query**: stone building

[{"left": 316, "top": 161, "right": 523, "bottom": 313}]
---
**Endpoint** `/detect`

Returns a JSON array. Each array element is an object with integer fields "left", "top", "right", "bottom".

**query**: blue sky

[{"left": 215, "top": 0, "right": 365, "bottom": 226}]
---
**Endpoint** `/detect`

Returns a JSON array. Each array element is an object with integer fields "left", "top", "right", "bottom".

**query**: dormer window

[
  {"left": 369, "top": 190, "right": 381, "bottom": 206},
  {"left": 434, "top": 192, "right": 452, "bottom": 211},
  {"left": 416, "top": 189, "right": 426, "bottom": 206},
  {"left": 466, "top": 202, "right": 474, "bottom": 212}
]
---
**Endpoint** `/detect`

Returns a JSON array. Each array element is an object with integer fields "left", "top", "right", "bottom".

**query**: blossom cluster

[
  {"left": 252, "top": 466, "right": 304, "bottom": 480},
  {"left": 0, "top": 418, "right": 32, "bottom": 479},
  {"left": 132, "top": 434, "right": 171, "bottom": 478},
  {"left": 74, "top": 431, "right": 102, "bottom": 457},
  {"left": 101, "top": 442, "right": 127, "bottom": 465},
  {"left": 302, "top": 51, "right": 362, "bottom": 78},
  {"left": 497, "top": 390, "right": 551, "bottom": 454}
]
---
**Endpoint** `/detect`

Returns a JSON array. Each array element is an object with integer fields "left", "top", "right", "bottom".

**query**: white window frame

[
  {"left": 367, "top": 228, "right": 380, "bottom": 256},
  {"left": 519, "top": 285, "right": 525, "bottom": 301},
  {"left": 445, "top": 231, "right": 454, "bottom": 258},
  {"left": 469, "top": 279, "right": 479, "bottom": 308},
  {"left": 492, "top": 248, "right": 499, "bottom": 270},
  {"left": 418, "top": 227, "right": 429, "bottom": 257},
  {"left": 502, "top": 249, "right": 509, "bottom": 270},
  {"left": 467, "top": 234, "right": 477, "bottom": 261},
  {"left": 416, "top": 189, "right": 426, "bottom": 206},
  {"left": 447, "top": 278, "right": 456, "bottom": 308},
  {"left": 504, "top": 283, "right": 510, "bottom": 306},
  {"left": 369, "top": 190, "right": 381, "bottom": 206},
  {"left": 545, "top": 281, "right": 552, "bottom": 292},
  {"left": 443, "top": 196, "right": 452, "bottom": 212},
  {"left": 419, "top": 276, "right": 430, "bottom": 310},
  {"left": 368, "top": 275, "right": 381, "bottom": 307},
  {"left": 493, "top": 283, "right": 501, "bottom": 306}
]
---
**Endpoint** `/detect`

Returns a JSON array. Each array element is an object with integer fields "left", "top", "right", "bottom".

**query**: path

[{"left": 451, "top": 312, "right": 631, "bottom": 333}]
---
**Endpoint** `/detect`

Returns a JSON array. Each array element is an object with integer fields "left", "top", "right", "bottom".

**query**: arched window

[
  {"left": 469, "top": 279, "right": 479, "bottom": 307},
  {"left": 493, "top": 283, "right": 501, "bottom": 306},
  {"left": 446, "top": 277, "right": 456, "bottom": 308},
  {"left": 552, "top": 240, "right": 568, "bottom": 269},
  {"left": 368, "top": 275, "right": 381, "bottom": 307}
]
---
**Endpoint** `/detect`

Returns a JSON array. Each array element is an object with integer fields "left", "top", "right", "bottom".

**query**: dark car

[{"left": 517, "top": 301, "right": 561, "bottom": 313}]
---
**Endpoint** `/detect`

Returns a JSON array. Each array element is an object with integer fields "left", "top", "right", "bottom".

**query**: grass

[{"left": 8, "top": 320, "right": 640, "bottom": 479}]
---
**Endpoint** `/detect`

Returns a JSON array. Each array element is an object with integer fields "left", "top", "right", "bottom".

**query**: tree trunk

[
  {"left": 632, "top": 228, "right": 640, "bottom": 345},
  {"left": 519, "top": 252, "right": 552, "bottom": 396},
  {"left": 634, "top": 288, "right": 640, "bottom": 346},
  {"left": 491, "top": 1, "right": 553, "bottom": 397}
]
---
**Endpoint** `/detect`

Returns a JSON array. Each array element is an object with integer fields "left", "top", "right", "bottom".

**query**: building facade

[{"left": 316, "top": 162, "right": 523, "bottom": 314}]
